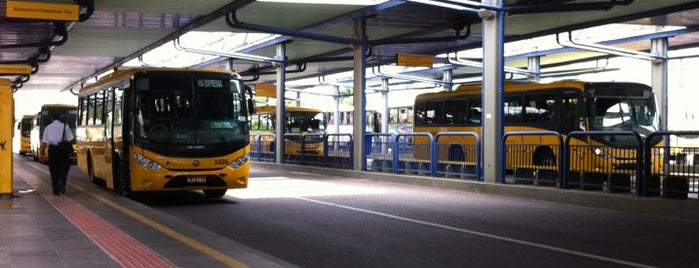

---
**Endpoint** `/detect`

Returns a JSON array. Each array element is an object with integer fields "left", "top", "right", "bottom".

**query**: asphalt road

[{"left": 128, "top": 166, "right": 699, "bottom": 268}]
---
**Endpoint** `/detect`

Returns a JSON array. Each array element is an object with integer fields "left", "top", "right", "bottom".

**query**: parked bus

[
  {"left": 412, "top": 80, "right": 663, "bottom": 180},
  {"left": 324, "top": 106, "right": 381, "bottom": 134},
  {"left": 76, "top": 67, "right": 255, "bottom": 197},
  {"left": 30, "top": 104, "right": 78, "bottom": 163},
  {"left": 251, "top": 105, "right": 327, "bottom": 156},
  {"left": 17, "top": 115, "right": 33, "bottom": 156}
]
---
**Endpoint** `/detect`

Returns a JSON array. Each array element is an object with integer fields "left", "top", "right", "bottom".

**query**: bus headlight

[
  {"left": 591, "top": 147, "right": 611, "bottom": 160},
  {"left": 134, "top": 154, "right": 162, "bottom": 171},
  {"left": 229, "top": 154, "right": 250, "bottom": 169}
]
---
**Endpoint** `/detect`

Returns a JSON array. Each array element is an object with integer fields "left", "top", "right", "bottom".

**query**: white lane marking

[{"left": 296, "top": 196, "right": 656, "bottom": 268}]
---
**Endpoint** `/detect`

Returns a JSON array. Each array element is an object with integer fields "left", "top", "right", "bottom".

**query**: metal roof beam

[
  {"left": 173, "top": 37, "right": 282, "bottom": 64},
  {"left": 225, "top": 12, "right": 353, "bottom": 45},
  {"left": 447, "top": 53, "right": 535, "bottom": 76},
  {"left": 504, "top": 0, "right": 633, "bottom": 15},
  {"left": 556, "top": 31, "right": 665, "bottom": 61}
]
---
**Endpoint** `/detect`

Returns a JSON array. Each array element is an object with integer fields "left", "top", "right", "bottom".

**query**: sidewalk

[{"left": 3, "top": 155, "right": 295, "bottom": 268}]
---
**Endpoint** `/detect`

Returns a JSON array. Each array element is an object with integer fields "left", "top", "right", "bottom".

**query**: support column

[
  {"left": 352, "top": 17, "right": 368, "bottom": 171},
  {"left": 651, "top": 37, "right": 668, "bottom": 131},
  {"left": 0, "top": 79, "right": 14, "bottom": 197},
  {"left": 381, "top": 78, "right": 389, "bottom": 133},
  {"left": 443, "top": 68, "right": 453, "bottom": 91},
  {"left": 275, "top": 43, "right": 287, "bottom": 164},
  {"left": 527, "top": 56, "right": 541, "bottom": 82},
  {"left": 481, "top": 0, "right": 504, "bottom": 183},
  {"left": 332, "top": 85, "right": 341, "bottom": 134}
]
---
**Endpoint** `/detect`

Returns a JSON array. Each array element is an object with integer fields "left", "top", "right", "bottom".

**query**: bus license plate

[{"left": 187, "top": 176, "right": 207, "bottom": 184}]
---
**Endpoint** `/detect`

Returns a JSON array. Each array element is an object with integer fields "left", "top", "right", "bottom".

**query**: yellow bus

[
  {"left": 17, "top": 115, "right": 33, "bottom": 156},
  {"left": 76, "top": 67, "right": 255, "bottom": 197},
  {"left": 251, "top": 105, "right": 327, "bottom": 156},
  {"left": 30, "top": 104, "right": 78, "bottom": 163},
  {"left": 413, "top": 80, "right": 663, "bottom": 183}
]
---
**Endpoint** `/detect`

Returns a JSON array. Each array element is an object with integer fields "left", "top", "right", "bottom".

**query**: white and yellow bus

[
  {"left": 251, "top": 105, "right": 327, "bottom": 156},
  {"left": 413, "top": 80, "right": 663, "bottom": 181},
  {"left": 76, "top": 67, "right": 255, "bottom": 197}
]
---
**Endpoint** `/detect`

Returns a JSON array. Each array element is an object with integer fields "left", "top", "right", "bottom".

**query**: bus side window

[
  {"left": 562, "top": 97, "right": 579, "bottom": 133},
  {"left": 504, "top": 96, "right": 522, "bottom": 124}
]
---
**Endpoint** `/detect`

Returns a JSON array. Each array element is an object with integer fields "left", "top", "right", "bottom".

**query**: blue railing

[{"left": 251, "top": 130, "right": 699, "bottom": 199}]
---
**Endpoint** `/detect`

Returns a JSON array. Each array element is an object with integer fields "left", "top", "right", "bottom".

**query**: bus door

[
  {"left": 104, "top": 88, "right": 117, "bottom": 189},
  {"left": 0, "top": 79, "right": 13, "bottom": 196}
]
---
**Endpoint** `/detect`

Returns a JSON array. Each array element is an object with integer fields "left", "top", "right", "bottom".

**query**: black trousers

[{"left": 48, "top": 145, "right": 71, "bottom": 195}]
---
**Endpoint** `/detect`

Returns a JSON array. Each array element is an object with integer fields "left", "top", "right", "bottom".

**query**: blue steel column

[
  {"left": 353, "top": 17, "right": 368, "bottom": 171},
  {"left": 481, "top": 0, "right": 504, "bottom": 183},
  {"left": 651, "top": 38, "right": 668, "bottom": 131},
  {"left": 275, "top": 42, "right": 287, "bottom": 164}
]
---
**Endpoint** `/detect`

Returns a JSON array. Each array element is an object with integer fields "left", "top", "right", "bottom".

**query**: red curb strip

[{"left": 15, "top": 168, "right": 175, "bottom": 268}]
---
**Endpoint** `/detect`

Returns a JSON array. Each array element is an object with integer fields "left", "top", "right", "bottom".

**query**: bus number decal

[{"left": 214, "top": 159, "right": 229, "bottom": 165}]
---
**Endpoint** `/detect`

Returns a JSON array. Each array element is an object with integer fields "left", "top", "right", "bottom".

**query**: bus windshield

[
  {"left": 135, "top": 76, "right": 249, "bottom": 145},
  {"left": 588, "top": 83, "right": 659, "bottom": 137},
  {"left": 592, "top": 98, "right": 658, "bottom": 134},
  {"left": 587, "top": 83, "right": 660, "bottom": 146},
  {"left": 286, "top": 111, "right": 326, "bottom": 134}
]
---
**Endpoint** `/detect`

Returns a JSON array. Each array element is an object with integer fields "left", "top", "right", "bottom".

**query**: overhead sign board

[
  {"left": 396, "top": 53, "right": 434, "bottom": 68},
  {"left": 6, "top": 1, "right": 79, "bottom": 21},
  {"left": 255, "top": 83, "right": 277, "bottom": 98},
  {"left": 0, "top": 64, "right": 32, "bottom": 75}
]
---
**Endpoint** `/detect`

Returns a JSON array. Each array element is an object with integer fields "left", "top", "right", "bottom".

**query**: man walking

[{"left": 39, "top": 113, "right": 74, "bottom": 196}]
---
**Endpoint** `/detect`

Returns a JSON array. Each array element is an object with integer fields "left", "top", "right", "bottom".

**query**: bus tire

[
  {"left": 203, "top": 189, "right": 227, "bottom": 198},
  {"left": 533, "top": 147, "right": 556, "bottom": 166}
]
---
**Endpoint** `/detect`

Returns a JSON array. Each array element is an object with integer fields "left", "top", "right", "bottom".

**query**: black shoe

[
  {"left": 61, "top": 186, "right": 66, "bottom": 194},
  {"left": 53, "top": 193, "right": 60, "bottom": 196}
]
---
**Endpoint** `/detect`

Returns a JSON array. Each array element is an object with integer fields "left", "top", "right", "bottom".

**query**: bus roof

[
  {"left": 78, "top": 67, "right": 238, "bottom": 96},
  {"left": 418, "top": 80, "right": 605, "bottom": 100},
  {"left": 40, "top": 103, "right": 77, "bottom": 110}
]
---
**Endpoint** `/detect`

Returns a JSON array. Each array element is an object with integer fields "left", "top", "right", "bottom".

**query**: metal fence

[{"left": 250, "top": 130, "right": 699, "bottom": 200}]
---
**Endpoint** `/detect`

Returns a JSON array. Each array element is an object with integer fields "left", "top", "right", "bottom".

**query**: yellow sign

[
  {"left": 0, "top": 64, "right": 32, "bottom": 75},
  {"left": 396, "top": 53, "right": 434, "bottom": 68},
  {"left": 6, "top": 1, "right": 79, "bottom": 21},
  {"left": 256, "top": 84, "right": 277, "bottom": 98}
]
